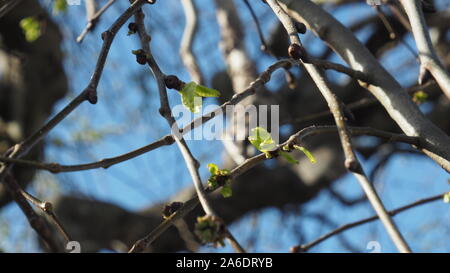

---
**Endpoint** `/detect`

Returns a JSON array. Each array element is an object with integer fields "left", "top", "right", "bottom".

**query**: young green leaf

[
  {"left": 280, "top": 151, "right": 299, "bottom": 164},
  {"left": 178, "top": 82, "right": 221, "bottom": 113},
  {"left": 220, "top": 184, "right": 232, "bottom": 198},
  {"left": 412, "top": 91, "right": 428, "bottom": 104},
  {"left": 208, "top": 177, "right": 218, "bottom": 190},
  {"left": 53, "top": 0, "right": 68, "bottom": 14},
  {"left": 19, "top": 17, "right": 41, "bottom": 42},
  {"left": 293, "top": 145, "right": 317, "bottom": 164},
  {"left": 207, "top": 163, "right": 219, "bottom": 175},
  {"left": 180, "top": 82, "right": 202, "bottom": 113},
  {"left": 248, "top": 127, "right": 277, "bottom": 153},
  {"left": 194, "top": 84, "right": 221, "bottom": 97}
]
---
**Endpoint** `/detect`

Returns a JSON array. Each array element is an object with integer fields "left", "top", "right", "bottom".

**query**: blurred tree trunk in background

[{"left": 0, "top": 0, "right": 67, "bottom": 207}]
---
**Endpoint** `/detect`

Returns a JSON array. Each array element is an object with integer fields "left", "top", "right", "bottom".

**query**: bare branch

[
  {"left": 129, "top": 6, "right": 245, "bottom": 253},
  {"left": 293, "top": 192, "right": 447, "bottom": 252},
  {"left": 125, "top": 125, "right": 424, "bottom": 251},
  {"left": 399, "top": 0, "right": 450, "bottom": 100},
  {"left": 180, "top": 0, "right": 203, "bottom": 83},
  {"left": 266, "top": 0, "right": 411, "bottom": 253},
  {"left": 77, "top": 0, "right": 118, "bottom": 43},
  {"left": 278, "top": 0, "right": 450, "bottom": 172}
]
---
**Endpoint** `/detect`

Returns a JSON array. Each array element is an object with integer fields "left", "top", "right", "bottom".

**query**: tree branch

[
  {"left": 266, "top": 0, "right": 411, "bottom": 253},
  {"left": 399, "top": 0, "right": 450, "bottom": 100},
  {"left": 293, "top": 192, "right": 447, "bottom": 252},
  {"left": 278, "top": 0, "right": 450, "bottom": 172}
]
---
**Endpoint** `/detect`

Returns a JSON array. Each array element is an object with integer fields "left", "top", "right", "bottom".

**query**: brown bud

[
  {"left": 288, "top": 44, "right": 306, "bottom": 60},
  {"left": 101, "top": 31, "right": 109, "bottom": 41},
  {"left": 295, "top": 22, "right": 307, "bottom": 34},
  {"left": 86, "top": 88, "right": 98, "bottom": 104},
  {"left": 162, "top": 201, "right": 184, "bottom": 219},
  {"left": 164, "top": 75, "right": 184, "bottom": 90},
  {"left": 132, "top": 49, "right": 147, "bottom": 65}
]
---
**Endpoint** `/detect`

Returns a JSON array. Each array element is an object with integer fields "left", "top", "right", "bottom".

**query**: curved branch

[
  {"left": 399, "top": 0, "right": 450, "bottom": 100},
  {"left": 180, "top": 0, "right": 203, "bottom": 83},
  {"left": 278, "top": 0, "right": 450, "bottom": 172},
  {"left": 267, "top": 0, "right": 411, "bottom": 253}
]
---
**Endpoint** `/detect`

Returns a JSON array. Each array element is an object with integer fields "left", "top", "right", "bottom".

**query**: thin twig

[
  {"left": 293, "top": 192, "right": 447, "bottom": 252},
  {"left": 243, "top": 0, "right": 270, "bottom": 53},
  {"left": 127, "top": 125, "right": 423, "bottom": 252},
  {"left": 0, "top": 135, "right": 174, "bottom": 173},
  {"left": 180, "top": 0, "right": 203, "bottom": 83},
  {"left": 131, "top": 6, "right": 245, "bottom": 253},
  {"left": 20, "top": 189, "right": 72, "bottom": 243},
  {"left": 0, "top": 0, "right": 148, "bottom": 249},
  {"left": 4, "top": 175, "right": 59, "bottom": 252},
  {"left": 77, "top": 0, "right": 118, "bottom": 43},
  {"left": 266, "top": 0, "right": 411, "bottom": 253},
  {"left": 0, "top": 57, "right": 371, "bottom": 174}
]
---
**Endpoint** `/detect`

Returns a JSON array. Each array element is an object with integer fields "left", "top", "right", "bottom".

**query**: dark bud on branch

[
  {"left": 288, "top": 43, "right": 306, "bottom": 61},
  {"left": 131, "top": 49, "right": 147, "bottom": 65},
  {"left": 162, "top": 201, "right": 184, "bottom": 219},
  {"left": 127, "top": 22, "right": 138, "bottom": 35},
  {"left": 295, "top": 22, "right": 307, "bottom": 34},
  {"left": 101, "top": 30, "right": 110, "bottom": 41},
  {"left": 85, "top": 88, "right": 98, "bottom": 104},
  {"left": 164, "top": 75, "right": 185, "bottom": 91}
]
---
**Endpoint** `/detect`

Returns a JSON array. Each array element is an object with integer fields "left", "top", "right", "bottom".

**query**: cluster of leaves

[
  {"left": 179, "top": 82, "right": 220, "bottom": 113},
  {"left": 207, "top": 163, "right": 232, "bottom": 198},
  {"left": 248, "top": 127, "right": 316, "bottom": 164},
  {"left": 19, "top": 17, "right": 41, "bottom": 42},
  {"left": 194, "top": 215, "right": 226, "bottom": 247}
]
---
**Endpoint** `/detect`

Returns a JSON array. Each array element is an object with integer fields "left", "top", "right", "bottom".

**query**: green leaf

[
  {"left": 194, "top": 84, "right": 221, "bottom": 97},
  {"left": 180, "top": 82, "right": 202, "bottom": 113},
  {"left": 19, "top": 17, "right": 41, "bottom": 42},
  {"left": 444, "top": 192, "right": 450, "bottom": 203},
  {"left": 53, "top": 0, "right": 68, "bottom": 14},
  {"left": 208, "top": 177, "right": 218, "bottom": 189},
  {"left": 412, "top": 91, "right": 428, "bottom": 104},
  {"left": 294, "top": 145, "right": 317, "bottom": 164},
  {"left": 248, "top": 127, "right": 277, "bottom": 152},
  {"left": 218, "top": 169, "right": 230, "bottom": 176},
  {"left": 221, "top": 184, "right": 232, "bottom": 198},
  {"left": 207, "top": 163, "right": 219, "bottom": 175},
  {"left": 280, "top": 151, "right": 299, "bottom": 164}
]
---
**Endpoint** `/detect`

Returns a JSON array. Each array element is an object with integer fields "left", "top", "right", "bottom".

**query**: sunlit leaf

[
  {"left": 294, "top": 145, "right": 317, "bottom": 164},
  {"left": 220, "top": 184, "right": 232, "bottom": 198},
  {"left": 194, "top": 84, "right": 221, "bottom": 97},
  {"left": 412, "top": 91, "right": 428, "bottom": 104},
  {"left": 207, "top": 163, "right": 219, "bottom": 175},
  {"left": 248, "top": 127, "right": 277, "bottom": 153},
  {"left": 180, "top": 82, "right": 202, "bottom": 113},
  {"left": 19, "top": 17, "right": 41, "bottom": 42}
]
